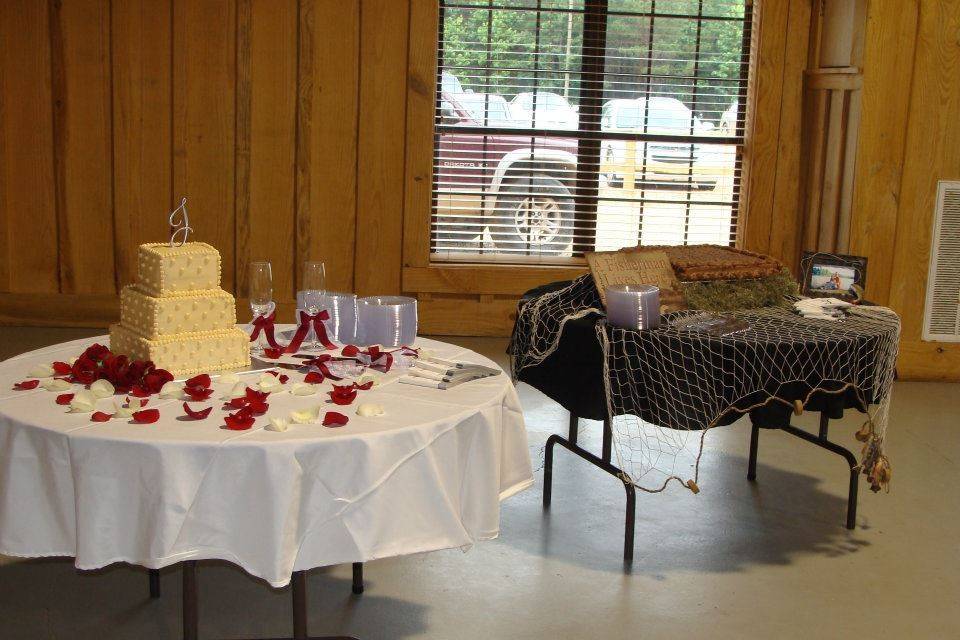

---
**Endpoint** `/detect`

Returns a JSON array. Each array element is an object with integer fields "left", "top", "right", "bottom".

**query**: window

[{"left": 431, "top": 0, "right": 752, "bottom": 263}]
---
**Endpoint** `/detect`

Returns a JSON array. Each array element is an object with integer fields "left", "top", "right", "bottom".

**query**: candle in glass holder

[
  {"left": 358, "top": 296, "right": 418, "bottom": 347},
  {"left": 605, "top": 285, "right": 661, "bottom": 330}
]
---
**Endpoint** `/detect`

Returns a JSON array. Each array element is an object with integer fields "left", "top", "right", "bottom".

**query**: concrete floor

[{"left": 1, "top": 327, "right": 958, "bottom": 639}]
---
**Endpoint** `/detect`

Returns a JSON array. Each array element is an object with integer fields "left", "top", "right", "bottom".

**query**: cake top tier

[{"left": 137, "top": 242, "right": 222, "bottom": 297}]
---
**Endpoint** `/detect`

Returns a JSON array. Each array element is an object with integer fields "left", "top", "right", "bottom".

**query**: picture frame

[{"left": 800, "top": 251, "right": 868, "bottom": 301}]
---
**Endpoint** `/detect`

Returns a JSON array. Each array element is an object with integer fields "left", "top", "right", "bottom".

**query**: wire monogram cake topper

[{"left": 168, "top": 197, "right": 192, "bottom": 247}]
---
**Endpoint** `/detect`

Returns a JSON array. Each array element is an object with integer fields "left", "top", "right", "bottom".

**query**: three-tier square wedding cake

[{"left": 109, "top": 242, "right": 250, "bottom": 377}]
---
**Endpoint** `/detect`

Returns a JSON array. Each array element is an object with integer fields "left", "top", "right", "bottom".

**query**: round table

[{"left": 0, "top": 333, "right": 533, "bottom": 639}]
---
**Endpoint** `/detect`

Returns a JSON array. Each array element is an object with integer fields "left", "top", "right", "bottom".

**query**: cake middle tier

[
  {"left": 121, "top": 285, "right": 237, "bottom": 339},
  {"left": 109, "top": 324, "right": 250, "bottom": 378}
]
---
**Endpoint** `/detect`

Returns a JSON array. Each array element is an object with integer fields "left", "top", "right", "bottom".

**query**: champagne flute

[
  {"left": 301, "top": 261, "right": 326, "bottom": 350},
  {"left": 249, "top": 261, "right": 274, "bottom": 353}
]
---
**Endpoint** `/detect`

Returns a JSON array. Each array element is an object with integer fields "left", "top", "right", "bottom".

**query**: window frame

[{"left": 401, "top": 0, "right": 784, "bottom": 302}]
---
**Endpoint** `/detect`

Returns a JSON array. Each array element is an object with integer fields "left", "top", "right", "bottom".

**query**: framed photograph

[{"left": 800, "top": 251, "right": 867, "bottom": 301}]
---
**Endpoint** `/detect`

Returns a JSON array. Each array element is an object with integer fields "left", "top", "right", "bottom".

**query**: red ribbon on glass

[
  {"left": 250, "top": 310, "right": 282, "bottom": 349},
  {"left": 285, "top": 310, "right": 336, "bottom": 353}
]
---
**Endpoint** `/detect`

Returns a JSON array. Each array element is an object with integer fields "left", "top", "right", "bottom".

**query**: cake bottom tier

[{"left": 109, "top": 324, "right": 251, "bottom": 378}]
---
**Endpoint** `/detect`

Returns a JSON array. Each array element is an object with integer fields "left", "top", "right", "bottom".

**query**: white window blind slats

[{"left": 432, "top": 0, "right": 751, "bottom": 262}]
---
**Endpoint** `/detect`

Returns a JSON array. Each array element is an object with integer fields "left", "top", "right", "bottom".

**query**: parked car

[
  {"left": 509, "top": 91, "right": 579, "bottom": 130},
  {"left": 436, "top": 92, "right": 578, "bottom": 254},
  {"left": 441, "top": 70, "right": 465, "bottom": 95},
  {"left": 446, "top": 93, "right": 518, "bottom": 128},
  {"left": 600, "top": 97, "right": 718, "bottom": 190}
]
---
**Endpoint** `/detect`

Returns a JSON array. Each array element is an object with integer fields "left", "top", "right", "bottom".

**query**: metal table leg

[
  {"left": 544, "top": 413, "right": 636, "bottom": 563},
  {"left": 748, "top": 412, "right": 861, "bottom": 530},
  {"left": 183, "top": 561, "right": 198, "bottom": 640},
  {"left": 351, "top": 563, "right": 364, "bottom": 595},
  {"left": 180, "top": 562, "right": 360, "bottom": 640},
  {"left": 149, "top": 568, "right": 161, "bottom": 599}
]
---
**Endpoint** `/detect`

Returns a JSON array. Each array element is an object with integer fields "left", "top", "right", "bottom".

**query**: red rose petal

[
  {"left": 224, "top": 407, "right": 255, "bottom": 430},
  {"left": 182, "top": 402, "right": 213, "bottom": 420},
  {"left": 264, "top": 370, "right": 279, "bottom": 377},
  {"left": 56, "top": 393, "right": 75, "bottom": 405},
  {"left": 52, "top": 361, "right": 72, "bottom": 375},
  {"left": 263, "top": 348, "right": 283, "bottom": 359},
  {"left": 328, "top": 385, "right": 357, "bottom": 406},
  {"left": 353, "top": 381, "right": 374, "bottom": 391},
  {"left": 132, "top": 409, "right": 160, "bottom": 424},
  {"left": 13, "top": 379, "right": 40, "bottom": 391},
  {"left": 303, "top": 371, "right": 324, "bottom": 384},
  {"left": 130, "top": 385, "right": 151, "bottom": 398},
  {"left": 91, "top": 411, "right": 113, "bottom": 422},
  {"left": 341, "top": 345, "right": 360, "bottom": 358},
  {"left": 278, "top": 374, "right": 289, "bottom": 384},
  {"left": 184, "top": 386, "right": 214, "bottom": 401},
  {"left": 244, "top": 400, "right": 269, "bottom": 415},
  {"left": 322, "top": 411, "right": 349, "bottom": 428},
  {"left": 185, "top": 373, "right": 211, "bottom": 389},
  {"left": 225, "top": 397, "right": 247, "bottom": 409}
]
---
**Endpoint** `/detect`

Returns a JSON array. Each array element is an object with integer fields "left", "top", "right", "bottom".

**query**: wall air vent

[{"left": 922, "top": 181, "right": 960, "bottom": 341}]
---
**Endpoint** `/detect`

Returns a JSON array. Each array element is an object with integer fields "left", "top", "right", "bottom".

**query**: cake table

[{"left": 0, "top": 332, "right": 533, "bottom": 639}]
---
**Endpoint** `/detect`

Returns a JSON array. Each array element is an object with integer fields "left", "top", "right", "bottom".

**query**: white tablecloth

[{"left": 0, "top": 334, "right": 532, "bottom": 587}]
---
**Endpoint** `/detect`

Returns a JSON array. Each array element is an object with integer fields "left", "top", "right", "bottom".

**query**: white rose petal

[
  {"left": 257, "top": 374, "right": 285, "bottom": 394},
  {"left": 356, "top": 373, "right": 380, "bottom": 388},
  {"left": 41, "top": 378, "right": 72, "bottom": 392},
  {"left": 159, "top": 381, "right": 185, "bottom": 399},
  {"left": 356, "top": 403, "right": 385, "bottom": 417},
  {"left": 28, "top": 364, "right": 55, "bottom": 378},
  {"left": 291, "top": 382, "right": 316, "bottom": 397},
  {"left": 290, "top": 407, "right": 320, "bottom": 424},
  {"left": 114, "top": 403, "right": 135, "bottom": 419},
  {"left": 266, "top": 417, "right": 290, "bottom": 432},
  {"left": 69, "top": 390, "right": 98, "bottom": 413},
  {"left": 219, "top": 372, "right": 241, "bottom": 385},
  {"left": 223, "top": 382, "right": 248, "bottom": 400},
  {"left": 90, "top": 379, "right": 115, "bottom": 399}
]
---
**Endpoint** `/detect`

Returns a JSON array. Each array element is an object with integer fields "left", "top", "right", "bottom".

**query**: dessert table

[{"left": 0, "top": 332, "right": 533, "bottom": 639}]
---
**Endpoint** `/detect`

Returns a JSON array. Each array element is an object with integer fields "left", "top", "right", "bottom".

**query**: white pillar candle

[{"left": 605, "top": 285, "right": 661, "bottom": 330}]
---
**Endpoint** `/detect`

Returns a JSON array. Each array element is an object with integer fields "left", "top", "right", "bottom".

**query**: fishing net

[{"left": 511, "top": 275, "right": 899, "bottom": 494}]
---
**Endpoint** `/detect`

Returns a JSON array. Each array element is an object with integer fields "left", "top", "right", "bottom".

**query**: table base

[
  {"left": 543, "top": 410, "right": 862, "bottom": 565},
  {"left": 543, "top": 414, "right": 636, "bottom": 563},
  {"left": 749, "top": 412, "right": 860, "bottom": 529},
  {"left": 175, "top": 561, "right": 363, "bottom": 640}
]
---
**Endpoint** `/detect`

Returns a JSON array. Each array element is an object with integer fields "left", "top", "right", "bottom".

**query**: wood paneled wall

[
  {"left": 11, "top": 0, "right": 953, "bottom": 382},
  {"left": 0, "top": 0, "right": 386, "bottom": 324},
  {"left": 849, "top": 0, "right": 960, "bottom": 380}
]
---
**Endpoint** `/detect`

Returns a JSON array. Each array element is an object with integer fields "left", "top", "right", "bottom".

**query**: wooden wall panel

[
  {"left": 402, "top": 0, "right": 438, "bottom": 270},
  {"left": 296, "top": 0, "right": 360, "bottom": 294},
  {"left": 235, "top": 0, "right": 297, "bottom": 301},
  {"left": 51, "top": 0, "right": 116, "bottom": 294},
  {"left": 887, "top": 0, "right": 960, "bottom": 368},
  {"left": 766, "top": 0, "right": 813, "bottom": 270},
  {"left": 741, "top": 0, "right": 790, "bottom": 256},
  {"left": 848, "top": 0, "right": 919, "bottom": 305},
  {"left": 0, "top": 0, "right": 59, "bottom": 293},
  {"left": 111, "top": 0, "right": 173, "bottom": 287},
  {"left": 172, "top": 0, "right": 236, "bottom": 292},
  {"left": 354, "top": 0, "right": 409, "bottom": 297}
]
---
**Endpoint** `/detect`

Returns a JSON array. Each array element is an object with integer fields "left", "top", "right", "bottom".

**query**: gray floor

[{"left": 1, "top": 328, "right": 958, "bottom": 639}]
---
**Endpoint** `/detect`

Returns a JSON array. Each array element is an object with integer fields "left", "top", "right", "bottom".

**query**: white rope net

[{"left": 511, "top": 275, "right": 900, "bottom": 494}]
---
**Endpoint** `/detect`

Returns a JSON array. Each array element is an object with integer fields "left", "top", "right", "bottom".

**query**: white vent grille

[{"left": 923, "top": 181, "right": 960, "bottom": 341}]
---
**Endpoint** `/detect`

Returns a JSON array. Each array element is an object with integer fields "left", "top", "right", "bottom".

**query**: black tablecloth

[{"left": 512, "top": 281, "right": 882, "bottom": 429}]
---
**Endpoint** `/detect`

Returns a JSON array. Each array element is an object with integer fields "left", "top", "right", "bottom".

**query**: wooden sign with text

[{"left": 585, "top": 249, "right": 686, "bottom": 311}]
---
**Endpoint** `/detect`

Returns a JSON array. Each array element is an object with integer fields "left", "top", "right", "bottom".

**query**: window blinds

[{"left": 432, "top": 0, "right": 752, "bottom": 263}]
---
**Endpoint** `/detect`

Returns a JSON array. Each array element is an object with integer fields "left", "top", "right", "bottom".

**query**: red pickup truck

[{"left": 436, "top": 92, "right": 579, "bottom": 255}]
